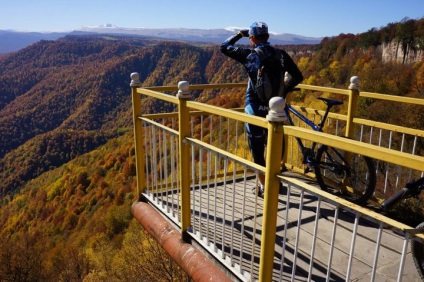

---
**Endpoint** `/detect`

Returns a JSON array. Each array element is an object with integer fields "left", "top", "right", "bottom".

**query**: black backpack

[{"left": 254, "top": 47, "right": 285, "bottom": 103}]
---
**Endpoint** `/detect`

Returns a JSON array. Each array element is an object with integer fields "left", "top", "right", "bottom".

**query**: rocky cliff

[{"left": 382, "top": 41, "right": 423, "bottom": 64}]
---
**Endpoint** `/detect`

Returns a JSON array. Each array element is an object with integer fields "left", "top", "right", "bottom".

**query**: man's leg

[{"left": 245, "top": 103, "right": 268, "bottom": 196}]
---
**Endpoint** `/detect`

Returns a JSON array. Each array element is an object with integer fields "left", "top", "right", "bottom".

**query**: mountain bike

[
  {"left": 283, "top": 89, "right": 376, "bottom": 205},
  {"left": 380, "top": 176, "right": 424, "bottom": 280}
]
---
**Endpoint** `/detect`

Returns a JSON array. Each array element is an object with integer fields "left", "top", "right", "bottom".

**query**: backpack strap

[
  {"left": 254, "top": 46, "right": 282, "bottom": 69},
  {"left": 253, "top": 46, "right": 266, "bottom": 62}
]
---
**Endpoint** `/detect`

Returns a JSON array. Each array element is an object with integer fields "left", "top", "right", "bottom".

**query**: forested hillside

[
  {"left": 0, "top": 132, "right": 187, "bottom": 281},
  {"left": 0, "top": 33, "right": 314, "bottom": 196},
  {"left": 0, "top": 35, "right": 233, "bottom": 195},
  {"left": 0, "top": 17, "right": 423, "bottom": 280}
]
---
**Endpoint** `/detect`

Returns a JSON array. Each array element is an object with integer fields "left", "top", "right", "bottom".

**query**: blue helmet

[{"left": 248, "top": 22, "right": 269, "bottom": 36}]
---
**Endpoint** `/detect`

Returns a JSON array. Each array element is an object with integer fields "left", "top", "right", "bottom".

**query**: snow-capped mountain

[
  {"left": 78, "top": 24, "right": 322, "bottom": 45},
  {"left": 0, "top": 24, "right": 322, "bottom": 53}
]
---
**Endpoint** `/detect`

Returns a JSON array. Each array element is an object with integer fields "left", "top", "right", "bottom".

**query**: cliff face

[{"left": 382, "top": 41, "right": 423, "bottom": 64}]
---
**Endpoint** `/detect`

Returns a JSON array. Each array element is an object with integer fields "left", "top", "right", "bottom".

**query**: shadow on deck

[{"left": 150, "top": 171, "right": 423, "bottom": 281}]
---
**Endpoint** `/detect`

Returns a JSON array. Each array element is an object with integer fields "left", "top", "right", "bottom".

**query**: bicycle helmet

[{"left": 249, "top": 22, "right": 269, "bottom": 36}]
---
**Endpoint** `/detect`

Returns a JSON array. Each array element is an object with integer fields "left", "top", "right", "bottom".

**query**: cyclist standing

[{"left": 220, "top": 21, "right": 303, "bottom": 197}]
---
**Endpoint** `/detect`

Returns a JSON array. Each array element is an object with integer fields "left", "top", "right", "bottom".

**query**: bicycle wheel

[
  {"left": 314, "top": 145, "right": 376, "bottom": 205},
  {"left": 412, "top": 222, "right": 424, "bottom": 280}
]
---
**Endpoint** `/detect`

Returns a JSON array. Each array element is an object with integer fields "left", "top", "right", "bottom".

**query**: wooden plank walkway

[{"left": 157, "top": 172, "right": 423, "bottom": 281}]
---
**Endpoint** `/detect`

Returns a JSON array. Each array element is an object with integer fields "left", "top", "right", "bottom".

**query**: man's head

[{"left": 249, "top": 22, "right": 269, "bottom": 40}]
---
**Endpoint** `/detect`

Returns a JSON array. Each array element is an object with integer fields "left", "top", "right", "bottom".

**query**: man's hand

[{"left": 238, "top": 30, "right": 249, "bottom": 37}]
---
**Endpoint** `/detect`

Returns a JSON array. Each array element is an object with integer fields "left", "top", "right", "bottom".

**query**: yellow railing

[{"left": 130, "top": 73, "right": 424, "bottom": 281}]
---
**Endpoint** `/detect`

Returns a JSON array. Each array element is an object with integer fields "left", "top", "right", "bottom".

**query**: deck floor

[{"left": 152, "top": 172, "right": 422, "bottom": 281}]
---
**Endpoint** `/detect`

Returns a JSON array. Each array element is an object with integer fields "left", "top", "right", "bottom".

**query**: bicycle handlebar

[
  {"left": 381, "top": 187, "right": 410, "bottom": 210},
  {"left": 381, "top": 177, "right": 424, "bottom": 210},
  {"left": 410, "top": 177, "right": 424, "bottom": 190}
]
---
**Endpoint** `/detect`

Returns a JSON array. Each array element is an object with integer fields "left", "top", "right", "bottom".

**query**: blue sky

[{"left": 1, "top": 0, "right": 423, "bottom": 37}]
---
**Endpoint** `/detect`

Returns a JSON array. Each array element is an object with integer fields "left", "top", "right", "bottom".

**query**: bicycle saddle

[{"left": 317, "top": 97, "right": 343, "bottom": 106}]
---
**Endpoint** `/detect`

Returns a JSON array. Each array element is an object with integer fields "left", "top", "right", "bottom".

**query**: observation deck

[{"left": 130, "top": 74, "right": 424, "bottom": 281}]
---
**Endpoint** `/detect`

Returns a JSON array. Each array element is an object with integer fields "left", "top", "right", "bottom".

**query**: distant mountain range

[{"left": 0, "top": 24, "right": 322, "bottom": 53}]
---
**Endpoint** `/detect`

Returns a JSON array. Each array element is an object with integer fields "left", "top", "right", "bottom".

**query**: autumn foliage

[{"left": 0, "top": 17, "right": 424, "bottom": 280}]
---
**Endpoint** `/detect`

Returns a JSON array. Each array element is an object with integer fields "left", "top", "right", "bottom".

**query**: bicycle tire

[
  {"left": 314, "top": 145, "right": 376, "bottom": 205},
  {"left": 411, "top": 222, "right": 424, "bottom": 281}
]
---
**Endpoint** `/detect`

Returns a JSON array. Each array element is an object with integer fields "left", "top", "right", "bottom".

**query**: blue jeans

[{"left": 245, "top": 103, "right": 269, "bottom": 166}]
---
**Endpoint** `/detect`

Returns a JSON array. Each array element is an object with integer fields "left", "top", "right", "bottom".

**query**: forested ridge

[
  {"left": 0, "top": 35, "right": 231, "bottom": 195},
  {"left": 0, "top": 17, "right": 423, "bottom": 280}
]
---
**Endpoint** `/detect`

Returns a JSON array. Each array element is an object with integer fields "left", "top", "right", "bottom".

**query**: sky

[{"left": 0, "top": 0, "right": 423, "bottom": 38}]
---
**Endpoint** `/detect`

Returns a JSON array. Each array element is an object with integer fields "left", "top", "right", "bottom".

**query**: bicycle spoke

[{"left": 314, "top": 145, "right": 376, "bottom": 205}]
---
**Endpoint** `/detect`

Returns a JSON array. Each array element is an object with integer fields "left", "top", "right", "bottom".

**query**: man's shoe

[
  {"left": 279, "top": 181, "right": 287, "bottom": 194},
  {"left": 253, "top": 185, "right": 264, "bottom": 198}
]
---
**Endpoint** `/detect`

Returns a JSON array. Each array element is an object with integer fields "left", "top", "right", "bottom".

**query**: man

[{"left": 220, "top": 21, "right": 303, "bottom": 197}]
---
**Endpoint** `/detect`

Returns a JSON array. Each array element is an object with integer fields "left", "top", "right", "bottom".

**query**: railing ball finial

[
  {"left": 177, "top": 81, "right": 191, "bottom": 99},
  {"left": 266, "top": 97, "right": 287, "bottom": 122},
  {"left": 349, "top": 76, "right": 359, "bottom": 90},
  {"left": 130, "top": 72, "right": 141, "bottom": 87}
]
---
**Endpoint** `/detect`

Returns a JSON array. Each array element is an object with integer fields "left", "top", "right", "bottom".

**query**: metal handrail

[{"left": 130, "top": 74, "right": 424, "bottom": 281}]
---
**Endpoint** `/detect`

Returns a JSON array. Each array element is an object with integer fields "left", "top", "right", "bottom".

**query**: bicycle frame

[
  {"left": 285, "top": 105, "right": 323, "bottom": 132},
  {"left": 284, "top": 102, "right": 326, "bottom": 161},
  {"left": 282, "top": 95, "right": 376, "bottom": 206}
]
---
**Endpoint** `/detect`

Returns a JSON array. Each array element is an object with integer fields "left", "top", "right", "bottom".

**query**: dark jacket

[{"left": 220, "top": 33, "right": 303, "bottom": 104}]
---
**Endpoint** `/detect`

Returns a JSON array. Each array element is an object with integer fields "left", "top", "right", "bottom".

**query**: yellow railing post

[
  {"left": 343, "top": 76, "right": 360, "bottom": 193},
  {"left": 177, "top": 81, "right": 192, "bottom": 241},
  {"left": 345, "top": 76, "right": 360, "bottom": 138},
  {"left": 130, "top": 72, "right": 145, "bottom": 198},
  {"left": 259, "top": 97, "right": 287, "bottom": 282}
]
